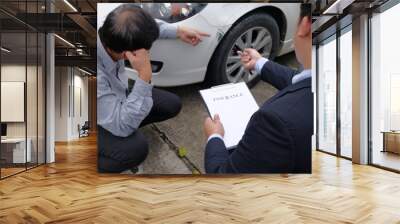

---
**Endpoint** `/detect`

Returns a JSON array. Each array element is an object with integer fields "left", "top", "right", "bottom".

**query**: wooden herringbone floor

[{"left": 1, "top": 135, "right": 400, "bottom": 223}]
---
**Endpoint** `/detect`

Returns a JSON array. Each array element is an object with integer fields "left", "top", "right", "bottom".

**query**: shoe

[
  {"left": 120, "top": 164, "right": 144, "bottom": 175},
  {"left": 120, "top": 168, "right": 136, "bottom": 174}
]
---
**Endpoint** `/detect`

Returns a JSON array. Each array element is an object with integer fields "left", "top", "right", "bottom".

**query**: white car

[{"left": 98, "top": 3, "right": 300, "bottom": 87}]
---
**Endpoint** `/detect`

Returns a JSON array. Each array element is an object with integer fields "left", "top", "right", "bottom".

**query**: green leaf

[{"left": 178, "top": 147, "right": 187, "bottom": 158}]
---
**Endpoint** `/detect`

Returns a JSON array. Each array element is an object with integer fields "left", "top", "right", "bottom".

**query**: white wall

[
  {"left": 1, "top": 65, "right": 39, "bottom": 138},
  {"left": 55, "top": 66, "right": 69, "bottom": 141},
  {"left": 54, "top": 67, "right": 89, "bottom": 141},
  {"left": 1, "top": 65, "right": 25, "bottom": 129},
  {"left": 72, "top": 72, "right": 89, "bottom": 138},
  {"left": 1, "top": 63, "right": 46, "bottom": 164},
  {"left": 1, "top": 65, "right": 26, "bottom": 140}
]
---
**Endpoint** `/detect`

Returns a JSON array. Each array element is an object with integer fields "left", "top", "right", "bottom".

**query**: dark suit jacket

[{"left": 205, "top": 61, "right": 313, "bottom": 173}]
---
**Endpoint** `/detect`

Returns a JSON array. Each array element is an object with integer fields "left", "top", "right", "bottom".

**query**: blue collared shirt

[{"left": 97, "top": 21, "right": 177, "bottom": 137}]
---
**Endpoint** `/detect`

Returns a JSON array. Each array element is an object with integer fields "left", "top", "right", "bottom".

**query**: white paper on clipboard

[{"left": 200, "top": 82, "right": 259, "bottom": 149}]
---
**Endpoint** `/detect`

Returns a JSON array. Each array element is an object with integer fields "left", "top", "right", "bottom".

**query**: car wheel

[{"left": 206, "top": 13, "right": 280, "bottom": 88}]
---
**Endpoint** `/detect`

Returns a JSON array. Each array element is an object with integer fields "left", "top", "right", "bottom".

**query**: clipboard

[{"left": 199, "top": 82, "right": 259, "bottom": 149}]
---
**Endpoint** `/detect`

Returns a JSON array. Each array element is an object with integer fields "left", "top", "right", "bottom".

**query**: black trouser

[{"left": 98, "top": 88, "right": 182, "bottom": 173}]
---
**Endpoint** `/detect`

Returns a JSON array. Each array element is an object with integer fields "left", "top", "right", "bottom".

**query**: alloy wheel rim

[{"left": 225, "top": 27, "right": 272, "bottom": 83}]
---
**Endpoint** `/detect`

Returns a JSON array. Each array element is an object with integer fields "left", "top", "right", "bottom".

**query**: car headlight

[{"left": 135, "top": 3, "right": 207, "bottom": 23}]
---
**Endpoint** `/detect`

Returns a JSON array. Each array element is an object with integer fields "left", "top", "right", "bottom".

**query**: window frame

[
  {"left": 367, "top": 0, "right": 400, "bottom": 173},
  {"left": 0, "top": 0, "right": 48, "bottom": 180},
  {"left": 314, "top": 18, "right": 353, "bottom": 160}
]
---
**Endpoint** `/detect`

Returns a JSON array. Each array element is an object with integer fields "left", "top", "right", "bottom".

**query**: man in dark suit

[{"left": 203, "top": 4, "right": 313, "bottom": 173}]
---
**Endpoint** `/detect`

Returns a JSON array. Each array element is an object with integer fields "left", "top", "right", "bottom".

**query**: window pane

[
  {"left": 371, "top": 3, "right": 400, "bottom": 171},
  {"left": 312, "top": 46, "right": 317, "bottom": 150},
  {"left": 1, "top": 30, "right": 28, "bottom": 177},
  {"left": 38, "top": 32, "right": 45, "bottom": 165},
  {"left": 340, "top": 29, "right": 352, "bottom": 158},
  {"left": 318, "top": 37, "right": 337, "bottom": 154},
  {"left": 27, "top": 31, "right": 38, "bottom": 169}
]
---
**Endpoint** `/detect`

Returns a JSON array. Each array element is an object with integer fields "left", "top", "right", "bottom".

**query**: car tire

[{"left": 206, "top": 13, "right": 281, "bottom": 88}]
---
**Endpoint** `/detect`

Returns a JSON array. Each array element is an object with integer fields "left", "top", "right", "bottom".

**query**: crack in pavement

[{"left": 150, "top": 124, "right": 202, "bottom": 174}]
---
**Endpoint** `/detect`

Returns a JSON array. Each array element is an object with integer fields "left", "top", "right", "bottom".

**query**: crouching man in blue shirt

[{"left": 97, "top": 4, "right": 209, "bottom": 173}]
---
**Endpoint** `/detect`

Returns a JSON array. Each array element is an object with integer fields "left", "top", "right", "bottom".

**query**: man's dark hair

[
  {"left": 300, "top": 3, "right": 312, "bottom": 22},
  {"left": 98, "top": 4, "right": 160, "bottom": 53}
]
